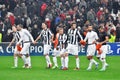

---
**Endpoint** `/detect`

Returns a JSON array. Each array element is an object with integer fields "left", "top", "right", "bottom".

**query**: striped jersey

[
  {"left": 57, "top": 33, "right": 67, "bottom": 49},
  {"left": 67, "top": 28, "right": 83, "bottom": 45},
  {"left": 13, "top": 31, "right": 21, "bottom": 43},
  {"left": 39, "top": 29, "right": 53, "bottom": 45}
]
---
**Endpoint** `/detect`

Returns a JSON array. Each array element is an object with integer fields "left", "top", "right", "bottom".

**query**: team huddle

[{"left": 8, "top": 22, "right": 109, "bottom": 71}]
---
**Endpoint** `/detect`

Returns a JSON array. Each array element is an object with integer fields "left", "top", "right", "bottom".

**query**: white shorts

[
  {"left": 97, "top": 45, "right": 108, "bottom": 58},
  {"left": 87, "top": 44, "right": 96, "bottom": 56},
  {"left": 53, "top": 48, "right": 66, "bottom": 57},
  {"left": 66, "top": 44, "right": 78, "bottom": 55},
  {"left": 20, "top": 43, "right": 30, "bottom": 55},
  {"left": 43, "top": 45, "right": 51, "bottom": 55}
]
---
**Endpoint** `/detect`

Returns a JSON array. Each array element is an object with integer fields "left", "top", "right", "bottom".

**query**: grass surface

[{"left": 0, "top": 56, "right": 119, "bottom": 80}]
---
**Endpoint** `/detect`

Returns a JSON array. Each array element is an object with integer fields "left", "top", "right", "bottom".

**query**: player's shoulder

[
  {"left": 55, "top": 33, "right": 59, "bottom": 38},
  {"left": 40, "top": 29, "right": 44, "bottom": 34},
  {"left": 68, "top": 28, "right": 71, "bottom": 31},
  {"left": 46, "top": 28, "right": 52, "bottom": 32},
  {"left": 92, "top": 31, "right": 97, "bottom": 34},
  {"left": 56, "top": 33, "right": 59, "bottom": 36},
  {"left": 68, "top": 28, "right": 72, "bottom": 33},
  {"left": 63, "top": 33, "right": 67, "bottom": 36},
  {"left": 41, "top": 29, "right": 44, "bottom": 32},
  {"left": 22, "top": 29, "right": 28, "bottom": 32}
]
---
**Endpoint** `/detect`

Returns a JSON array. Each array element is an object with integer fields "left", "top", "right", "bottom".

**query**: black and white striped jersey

[
  {"left": 67, "top": 28, "right": 83, "bottom": 45},
  {"left": 13, "top": 31, "right": 21, "bottom": 43},
  {"left": 58, "top": 34, "right": 67, "bottom": 49},
  {"left": 39, "top": 29, "right": 53, "bottom": 45}
]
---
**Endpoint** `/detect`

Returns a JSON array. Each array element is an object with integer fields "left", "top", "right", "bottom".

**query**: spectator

[
  {"left": 0, "top": 0, "right": 119, "bottom": 42},
  {"left": 107, "top": 23, "right": 116, "bottom": 35},
  {"left": 55, "top": 15, "right": 61, "bottom": 26},
  {"left": 14, "top": 4, "right": 21, "bottom": 17},
  {"left": 87, "top": 8, "right": 96, "bottom": 23},
  {"left": 31, "top": 15, "right": 41, "bottom": 28},
  {"left": 0, "top": 21, "right": 7, "bottom": 39},
  {"left": 116, "top": 23, "right": 120, "bottom": 42},
  {"left": 15, "top": 16, "right": 23, "bottom": 25},
  {"left": 21, "top": 3, "right": 27, "bottom": 16},
  {"left": 109, "top": 30, "right": 116, "bottom": 43},
  {"left": 21, "top": 14, "right": 31, "bottom": 29},
  {"left": 112, "top": 0, "right": 119, "bottom": 15},
  {"left": 27, "top": 1, "right": 39, "bottom": 18},
  {"left": 45, "top": 18, "right": 51, "bottom": 29},
  {"left": 97, "top": 7, "right": 104, "bottom": 23},
  {"left": 31, "top": 24, "right": 40, "bottom": 40},
  {"left": 7, "top": 12, "right": 15, "bottom": 26},
  {"left": 113, "top": 17, "right": 119, "bottom": 26},
  {"left": 2, "top": 29, "right": 13, "bottom": 42},
  {"left": 1, "top": 4, "right": 7, "bottom": 21},
  {"left": 79, "top": 0, "right": 87, "bottom": 9},
  {"left": 4, "top": 17, "right": 12, "bottom": 29},
  {"left": 40, "top": 3, "right": 47, "bottom": 17}
]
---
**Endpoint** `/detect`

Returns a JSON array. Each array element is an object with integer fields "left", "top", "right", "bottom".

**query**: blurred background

[{"left": 0, "top": 0, "right": 119, "bottom": 42}]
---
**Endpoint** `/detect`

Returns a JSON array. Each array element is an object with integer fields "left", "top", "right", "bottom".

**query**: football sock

[
  {"left": 53, "top": 56, "right": 58, "bottom": 67},
  {"left": 14, "top": 57, "right": 18, "bottom": 67},
  {"left": 76, "top": 57, "right": 80, "bottom": 68},
  {"left": 65, "top": 56, "right": 69, "bottom": 68}
]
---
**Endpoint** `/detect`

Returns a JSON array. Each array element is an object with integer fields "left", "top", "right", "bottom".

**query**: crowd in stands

[{"left": 0, "top": 0, "right": 120, "bottom": 42}]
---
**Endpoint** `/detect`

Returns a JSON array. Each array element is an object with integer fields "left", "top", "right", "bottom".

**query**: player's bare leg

[
  {"left": 99, "top": 58, "right": 108, "bottom": 71},
  {"left": 45, "top": 54, "right": 52, "bottom": 69},
  {"left": 87, "top": 56, "right": 93, "bottom": 70},
  {"left": 74, "top": 55, "right": 80, "bottom": 70},
  {"left": 87, "top": 56, "right": 98, "bottom": 70},
  {"left": 18, "top": 54, "right": 28, "bottom": 68},
  {"left": 12, "top": 53, "right": 18, "bottom": 68},
  {"left": 25, "top": 54, "right": 31, "bottom": 69},
  {"left": 52, "top": 48, "right": 58, "bottom": 69},
  {"left": 63, "top": 53, "right": 69, "bottom": 70},
  {"left": 97, "top": 57, "right": 108, "bottom": 67},
  {"left": 52, "top": 55, "right": 58, "bottom": 69},
  {"left": 60, "top": 54, "right": 65, "bottom": 70}
]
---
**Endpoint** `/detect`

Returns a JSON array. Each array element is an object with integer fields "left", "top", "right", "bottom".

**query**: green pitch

[{"left": 0, "top": 56, "right": 119, "bottom": 80}]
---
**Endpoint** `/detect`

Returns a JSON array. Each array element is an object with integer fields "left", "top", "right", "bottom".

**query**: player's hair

[
  {"left": 42, "top": 22, "right": 48, "bottom": 28},
  {"left": 12, "top": 24, "right": 16, "bottom": 28},
  {"left": 56, "top": 27, "right": 60, "bottom": 32},
  {"left": 71, "top": 22, "right": 76, "bottom": 26},
  {"left": 99, "top": 26, "right": 104, "bottom": 30},
  {"left": 87, "top": 24, "right": 93, "bottom": 28},
  {"left": 17, "top": 24, "right": 23, "bottom": 28},
  {"left": 59, "top": 27, "right": 63, "bottom": 31}
]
